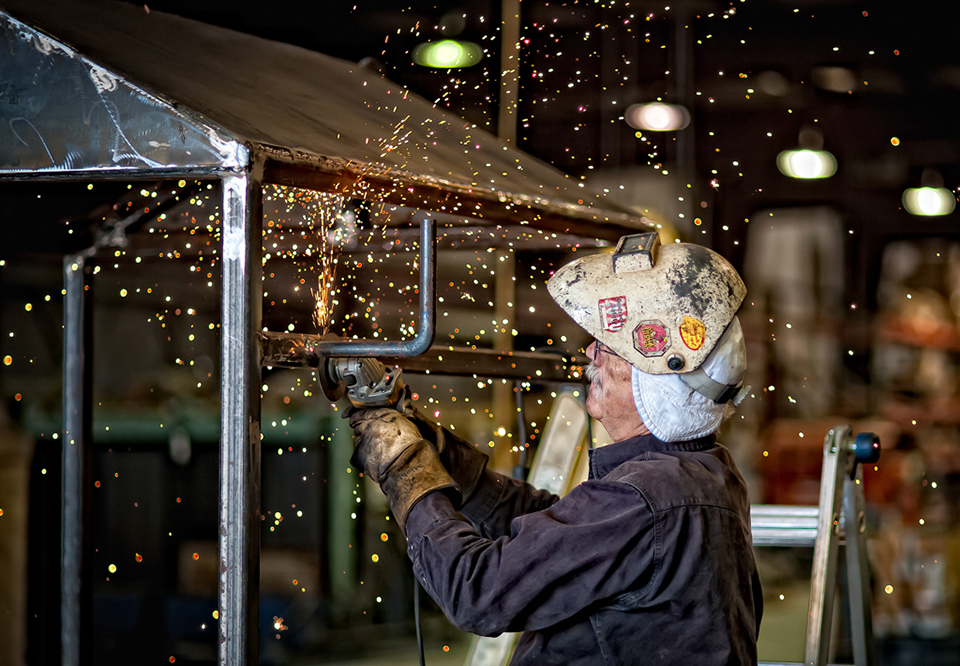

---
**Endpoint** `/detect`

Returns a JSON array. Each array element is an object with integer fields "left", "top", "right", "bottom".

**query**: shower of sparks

[{"left": 263, "top": 185, "right": 357, "bottom": 335}]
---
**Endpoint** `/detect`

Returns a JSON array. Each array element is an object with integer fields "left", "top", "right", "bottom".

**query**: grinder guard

[{"left": 319, "top": 355, "right": 406, "bottom": 410}]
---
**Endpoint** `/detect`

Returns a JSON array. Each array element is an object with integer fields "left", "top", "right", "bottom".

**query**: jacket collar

[{"left": 588, "top": 432, "right": 717, "bottom": 479}]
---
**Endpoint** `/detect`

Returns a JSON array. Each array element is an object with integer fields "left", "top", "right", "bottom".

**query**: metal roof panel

[{"left": 0, "top": 0, "right": 650, "bottom": 237}]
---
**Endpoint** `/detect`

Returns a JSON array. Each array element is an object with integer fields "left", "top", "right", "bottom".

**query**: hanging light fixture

[
  {"left": 412, "top": 40, "right": 483, "bottom": 68},
  {"left": 903, "top": 169, "right": 956, "bottom": 216},
  {"left": 625, "top": 102, "right": 690, "bottom": 132},
  {"left": 777, "top": 126, "right": 837, "bottom": 179}
]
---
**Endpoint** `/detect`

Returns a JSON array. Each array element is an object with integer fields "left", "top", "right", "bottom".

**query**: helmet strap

[{"left": 678, "top": 366, "right": 750, "bottom": 406}]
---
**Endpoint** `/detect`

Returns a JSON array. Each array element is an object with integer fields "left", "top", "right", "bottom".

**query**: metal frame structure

[
  {"left": 216, "top": 169, "right": 264, "bottom": 663},
  {"left": 0, "top": 1, "right": 652, "bottom": 664}
]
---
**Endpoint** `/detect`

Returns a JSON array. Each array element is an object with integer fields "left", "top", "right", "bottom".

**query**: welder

[{"left": 348, "top": 232, "right": 763, "bottom": 665}]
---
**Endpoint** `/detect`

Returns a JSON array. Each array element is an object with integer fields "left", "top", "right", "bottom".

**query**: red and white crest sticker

[
  {"left": 599, "top": 296, "right": 628, "bottom": 332},
  {"left": 634, "top": 320, "right": 670, "bottom": 357}
]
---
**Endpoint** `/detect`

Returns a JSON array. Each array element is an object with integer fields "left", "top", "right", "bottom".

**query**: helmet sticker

[
  {"left": 599, "top": 296, "right": 628, "bottom": 332},
  {"left": 634, "top": 320, "right": 670, "bottom": 357},
  {"left": 679, "top": 316, "right": 706, "bottom": 351}
]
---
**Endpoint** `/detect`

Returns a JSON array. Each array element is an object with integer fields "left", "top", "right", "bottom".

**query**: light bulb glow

[
  {"left": 776, "top": 149, "right": 837, "bottom": 179},
  {"left": 625, "top": 103, "right": 690, "bottom": 131},
  {"left": 903, "top": 187, "right": 956, "bottom": 216},
  {"left": 412, "top": 40, "right": 483, "bottom": 68}
]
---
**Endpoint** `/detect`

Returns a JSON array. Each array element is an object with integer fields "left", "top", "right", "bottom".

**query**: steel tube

[
  {"left": 61, "top": 255, "right": 90, "bottom": 666},
  {"left": 218, "top": 170, "right": 263, "bottom": 666},
  {"left": 387, "top": 347, "right": 575, "bottom": 381},
  {"left": 0, "top": 167, "right": 226, "bottom": 182},
  {"left": 261, "top": 155, "right": 648, "bottom": 244},
  {"left": 260, "top": 219, "right": 436, "bottom": 363},
  {"left": 261, "top": 341, "right": 577, "bottom": 383},
  {"left": 313, "top": 218, "right": 436, "bottom": 357},
  {"left": 498, "top": 0, "right": 521, "bottom": 144}
]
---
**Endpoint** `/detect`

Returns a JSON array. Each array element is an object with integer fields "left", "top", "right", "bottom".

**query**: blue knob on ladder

[{"left": 852, "top": 432, "right": 881, "bottom": 464}]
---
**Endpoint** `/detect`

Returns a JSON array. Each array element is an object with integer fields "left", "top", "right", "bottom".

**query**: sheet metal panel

[
  {"left": 0, "top": 0, "right": 648, "bottom": 236},
  {"left": 0, "top": 13, "right": 242, "bottom": 174}
]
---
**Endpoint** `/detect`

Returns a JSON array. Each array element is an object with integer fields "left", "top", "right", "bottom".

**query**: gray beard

[{"left": 585, "top": 361, "right": 602, "bottom": 390}]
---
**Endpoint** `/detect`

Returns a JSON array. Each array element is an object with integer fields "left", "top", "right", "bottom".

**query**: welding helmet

[{"left": 547, "top": 233, "right": 750, "bottom": 438}]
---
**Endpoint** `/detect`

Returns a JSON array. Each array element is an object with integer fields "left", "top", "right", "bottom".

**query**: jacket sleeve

[
  {"left": 404, "top": 480, "right": 658, "bottom": 637},
  {"left": 404, "top": 404, "right": 559, "bottom": 538},
  {"left": 457, "top": 468, "right": 560, "bottom": 539}
]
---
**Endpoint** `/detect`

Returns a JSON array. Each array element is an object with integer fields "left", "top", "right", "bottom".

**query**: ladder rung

[
  {"left": 749, "top": 504, "right": 851, "bottom": 547},
  {"left": 752, "top": 515, "right": 819, "bottom": 529},
  {"left": 752, "top": 528, "right": 818, "bottom": 547},
  {"left": 750, "top": 505, "right": 834, "bottom": 547},
  {"left": 759, "top": 663, "right": 850, "bottom": 666},
  {"left": 751, "top": 504, "right": 819, "bottom": 517}
]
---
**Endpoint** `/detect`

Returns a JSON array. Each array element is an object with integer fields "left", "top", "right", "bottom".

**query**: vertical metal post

[
  {"left": 218, "top": 168, "right": 263, "bottom": 666},
  {"left": 492, "top": 250, "right": 516, "bottom": 473},
  {"left": 672, "top": 4, "right": 695, "bottom": 177},
  {"left": 671, "top": 3, "right": 699, "bottom": 242},
  {"left": 844, "top": 465, "right": 876, "bottom": 666},
  {"left": 62, "top": 255, "right": 91, "bottom": 666},
  {"left": 499, "top": 0, "right": 521, "bottom": 143}
]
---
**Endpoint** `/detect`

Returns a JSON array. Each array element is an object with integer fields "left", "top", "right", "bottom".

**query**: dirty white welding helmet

[{"left": 547, "top": 232, "right": 750, "bottom": 441}]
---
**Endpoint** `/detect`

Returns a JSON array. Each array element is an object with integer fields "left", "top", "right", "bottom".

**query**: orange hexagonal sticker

[{"left": 634, "top": 320, "right": 670, "bottom": 357}]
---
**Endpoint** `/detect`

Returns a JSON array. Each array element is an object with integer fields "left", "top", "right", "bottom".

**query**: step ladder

[{"left": 754, "top": 425, "right": 881, "bottom": 666}]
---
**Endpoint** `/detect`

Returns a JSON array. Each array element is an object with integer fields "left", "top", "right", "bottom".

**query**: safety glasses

[{"left": 587, "top": 339, "right": 621, "bottom": 366}]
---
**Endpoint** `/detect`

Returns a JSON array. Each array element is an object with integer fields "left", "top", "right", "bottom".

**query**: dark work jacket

[{"left": 405, "top": 432, "right": 763, "bottom": 665}]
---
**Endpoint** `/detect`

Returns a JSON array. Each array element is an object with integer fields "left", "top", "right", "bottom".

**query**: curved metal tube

[{"left": 260, "top": 218, "right": 436, "bottom": 365}]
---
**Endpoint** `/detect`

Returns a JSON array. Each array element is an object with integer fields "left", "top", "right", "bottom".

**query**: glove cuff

[
  {"left": 380, "top": 440, "right": 460, "bottom": 533},
  {"left": 406, "top": 406, "right": 488, "bottom": 503}
]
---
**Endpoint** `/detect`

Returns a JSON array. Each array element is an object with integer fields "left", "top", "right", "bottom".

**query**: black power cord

[{"left": 414, "top": 576, "right": 426, "bottom": 666}]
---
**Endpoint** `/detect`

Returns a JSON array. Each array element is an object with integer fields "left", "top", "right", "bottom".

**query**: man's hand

[
  {"left": 349, "top": 408, "right": 423, "bottom": 484},
  {"left": 348, "top": 408, "right": 459, "bottom": 532}
]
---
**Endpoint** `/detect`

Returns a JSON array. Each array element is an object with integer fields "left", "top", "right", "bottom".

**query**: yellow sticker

[{"left": 679, "top": 316, "right": 705, "bottom": 351}]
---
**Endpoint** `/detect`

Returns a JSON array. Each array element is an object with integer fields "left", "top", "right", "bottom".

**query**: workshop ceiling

[{"left": 98, "top": 0, "right": 960, "bottom": 247}]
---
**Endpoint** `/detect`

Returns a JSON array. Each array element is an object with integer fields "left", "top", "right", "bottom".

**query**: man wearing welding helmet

[{"left": 349, "top": 232, "right": 763, "bottom": 665}]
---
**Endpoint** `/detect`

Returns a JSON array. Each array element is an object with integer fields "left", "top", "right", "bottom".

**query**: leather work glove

[
  {"left": 349, "top": 408, "right": 459, "bottom": 532},
  {"left": 402, "top": 403, "right": 489, "bottom": 503}
]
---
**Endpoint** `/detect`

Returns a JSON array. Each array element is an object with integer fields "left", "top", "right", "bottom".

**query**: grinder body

[{"left": 320, "top": 356, "right": 406, "bottom": 410}]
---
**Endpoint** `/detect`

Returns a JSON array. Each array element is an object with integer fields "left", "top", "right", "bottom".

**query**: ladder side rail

[
  {"left": 804, "top": 426, "right": 852, "bottom": 666},
  {"left": 843, "top": 466, "right": 875, "bottom": 666}
]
